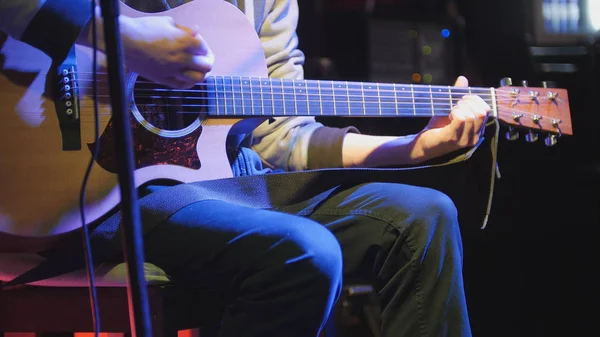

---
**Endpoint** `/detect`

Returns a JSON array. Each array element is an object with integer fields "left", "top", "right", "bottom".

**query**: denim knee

[
  {"left": 347, "top": 182, "right": 458, "bottom": 225},
  {"left": 276, "top": 218, "right": 344, "bottom": 287},
  {"left": 343, "top": 182, "right": 462, "bottom": 257}
]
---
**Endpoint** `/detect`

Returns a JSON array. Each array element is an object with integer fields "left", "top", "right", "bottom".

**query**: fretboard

[{"left": 203, "top": 76, "right": 496, "bottom": 118}]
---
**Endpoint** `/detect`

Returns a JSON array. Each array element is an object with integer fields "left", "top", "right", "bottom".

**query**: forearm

[
  {"left": 76, "top": 6, "right": 102, "bottom": 50},
  {"left": 342, "top": 133, "right": 428, "bottom": 168}
]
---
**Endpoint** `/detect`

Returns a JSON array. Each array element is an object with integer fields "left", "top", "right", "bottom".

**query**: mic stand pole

[{"left": 99, "top": 1, "right": 152, "bottom": 336}]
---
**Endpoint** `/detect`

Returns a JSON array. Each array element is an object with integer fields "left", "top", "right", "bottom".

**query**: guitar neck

[{"left": 203, "top": 76, "right": 497, "bottom": 118}]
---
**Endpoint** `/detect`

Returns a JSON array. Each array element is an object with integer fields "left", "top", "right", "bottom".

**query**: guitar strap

[{"left": 2, "top": 121, "right": 500, "bottom": 288}]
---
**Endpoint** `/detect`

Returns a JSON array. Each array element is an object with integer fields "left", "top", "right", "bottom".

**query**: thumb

[{"left": 454, "top": 75, "right": 469, "bottom": 87}]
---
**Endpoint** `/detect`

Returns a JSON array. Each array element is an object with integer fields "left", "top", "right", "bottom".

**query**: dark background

[{"left": 295, "top": 0, "right": 599, "bottom": 336}]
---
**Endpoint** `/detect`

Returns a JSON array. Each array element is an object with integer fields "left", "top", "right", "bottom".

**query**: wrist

[
  {"left": 408, "top": 131, "right": 430, "bottom": 164},
  {"left": 76, "top": 8, "right": 137, "bottom": 54}
]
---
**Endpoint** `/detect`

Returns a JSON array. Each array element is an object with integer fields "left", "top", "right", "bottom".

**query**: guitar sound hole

[{"left": 132, "top": 76, "right": 207, "bottom": 131}]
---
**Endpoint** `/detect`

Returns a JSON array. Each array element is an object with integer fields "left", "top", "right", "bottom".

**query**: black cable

[{"left": 78, "top": 1, "right": 102, "bottom": 336}]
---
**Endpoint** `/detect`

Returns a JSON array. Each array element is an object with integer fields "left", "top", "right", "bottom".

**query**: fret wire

[
  {"left": 393, "top": 83, "right": 398, "bottom": 116},
  {"left": 270, "top": 79, "right": 275, "bottom": 115},
  {"left": 236, "top": 76, "right": 242, "bottom": 115},
  {"left": 411, "top": 84, "right": 416, "bottom": 116},
  {"left": 215, "top": 76, "right": 221, "bottom": 115},
  {"left": 429, "top": 85, "right": 434, "bottom": 116},
  {"left": 223, "top": 76, "right": 229, "bottom": 116},
  {"left": 259, "top": 78, "right": 265, "bottom": 115},
  {"left": 346, "top": 81, "right": 351, "bottom": 116},
  {"left": 448, "top": 86, "right": 453, "bottom": 110},
  {"left": 213, "top": 77, "right": 219, "bottom": 116},
  {"left": 281, "top": 79, "right": 286, "bottom": 116},
  {"left": 293, "top": 79, "right": 298, "bottom": 116},
  {"left": 332, "top": 81, "right": 337, "bottom": 115},
  {"left": 305, "top": 81, "right": 310, "bottom": 115},
  {"left": 318, "top": 80, "right": 323, "bottom": 116},
  {"left": 249, "top": 77, "right": 255, "bottom": 115},
  {"left": 361, "top": 82, "right": 365, "bottom": 116},
  {"left": 377, "top": 83, "right": 382, "bottom": 116},
  {"left": 229, "top": 75, "right": 235, "bottom": 115},
  {"left": 304, "top": 80, "right": 310, "bottom": 115},
  {"left": 240, "top": 77, "right": 245, "bottom": 115}
]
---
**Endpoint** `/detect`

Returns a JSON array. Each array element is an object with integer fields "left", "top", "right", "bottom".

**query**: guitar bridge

[{"left": 53, "top": 47, "right": 81, "bottom": 151}]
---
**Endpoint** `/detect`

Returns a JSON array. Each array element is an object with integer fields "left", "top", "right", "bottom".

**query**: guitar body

[{"left": 0, "top": 0, "right": 268, "bottom": 239}]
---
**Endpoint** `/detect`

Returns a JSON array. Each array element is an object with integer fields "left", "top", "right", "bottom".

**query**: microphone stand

[{"left": 99, "top": 1, "right": 152, "bottom": 336}]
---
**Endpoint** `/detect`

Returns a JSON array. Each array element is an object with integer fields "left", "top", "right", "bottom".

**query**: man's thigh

[
  {"left": 279, "top": 182, "right": 459, "bottom": 280},
  {"left": 143, "top": 199, "right": 340, "bottom": 287}
]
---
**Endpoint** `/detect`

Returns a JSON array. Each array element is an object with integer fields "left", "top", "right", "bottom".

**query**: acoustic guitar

[{"left": 0, "top": 0, "right": 572, "bottom": 239}]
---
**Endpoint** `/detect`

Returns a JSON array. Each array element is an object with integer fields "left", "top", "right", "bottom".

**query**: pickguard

[{"left": 89, "top": 116, "right": 202, "bottom": 174}]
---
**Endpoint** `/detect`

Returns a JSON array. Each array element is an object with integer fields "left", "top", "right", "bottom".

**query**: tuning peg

[
  {"left": 500, "top": 77, "right": 513, "bottom": 86},
  {"left": 525, "top": 131, "right": 538, "bottom": 143},
  {"left": 505, "top": 127, "right": 519, "bottom": 141},
  {"left": 521, "top": 80, "right": 529, "bottom": 87},
  {"left": 541, "top": 81, "right": 557, "bottom": 88},
  {"left": 544, "top": 134, "right": 559, "bottom": 147}
]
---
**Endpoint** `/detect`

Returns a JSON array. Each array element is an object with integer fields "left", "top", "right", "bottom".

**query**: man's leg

[
  {"left": 282, "top": 182, "right": 471, "bottom": 337},
  {"left": 142, "top": 199, "right": 343, "bottom": 337}
]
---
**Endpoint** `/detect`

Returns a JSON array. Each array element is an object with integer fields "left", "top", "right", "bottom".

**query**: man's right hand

[
  {"left": 120, "top": 15, "right": 214, "bottom": 89},
  {"left": 79, "top": 11, "right": 214, "bottom": 89}
]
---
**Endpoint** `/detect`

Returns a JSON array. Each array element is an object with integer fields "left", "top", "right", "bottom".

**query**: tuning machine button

[
  {"left": 544, "top": 134, "right": 559, "bottom": 147},
  {"left": 505, "top": 127, "right": 519, "bottom": 141},
  {"left": 525, "top": 131, "right": 538, "bottom": 143},
  {"left": 521, "top": 80, "right": 529, "bottom": 87},
  {"left": 541, "top": 81, "right": 557, "bottom": 88},
  {"left": 500, "top": 77, "right": 513, "bottom": 86}
]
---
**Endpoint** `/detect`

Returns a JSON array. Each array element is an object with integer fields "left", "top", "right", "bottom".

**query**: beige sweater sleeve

[
  {"left": 0, "top": 0, "right": 92, "bottom": 63},
  {"left": 247, "top": 0, "right": 359, "bottom": 171}
]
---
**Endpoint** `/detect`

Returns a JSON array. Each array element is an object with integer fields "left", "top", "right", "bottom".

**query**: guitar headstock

[{"left": 495, "top": 78, "right": 572, "bottom": 146}]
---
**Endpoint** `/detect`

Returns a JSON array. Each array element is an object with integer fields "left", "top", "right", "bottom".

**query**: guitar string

[
  {"left": 73, "top": 93, "right": 506, "bottom": 104},
  {"left": 75, "top": 92, "right": 507, "bottom": 103},
  {"left": 52, "top": 77, "right": 567, "bottom": 125},
  {"left": 70, "top": 75, "right": 511, "bottom": 94},
  {"left": 72, "top": 79, "right": 507, "bottom": 97},
  {"left": 70, "top": 73, "right": 552, "bottom": 96},
  {"left": 71, "top": 85, "right": 552, "bottom": 104},
  {"left": 77, "top": 84, "right": 567, "bottom": 126},
  {"left": 71, "top": 83, "right": 563, "bottom": 105},
  {"left": 65, "top": 88, "right": 566, "bottom": 118},
  {"left": 72, "top": 92, "right": 563, "bottom": 119},
  {"left": 75, "top": 95, "right": 556, "bottom": 112},
  {"left": 72, "top": 79, "right": 561, "bottom": 101},
  {"left": 43, "top": 105, "right": 565, "bottom": 129},
  {"left": 75, "top": 99, "right": 546, "bottom": 111}
]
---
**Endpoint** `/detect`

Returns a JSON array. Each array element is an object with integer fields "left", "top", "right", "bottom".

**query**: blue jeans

[{"left": 142, "top": 182, "right": 471, "bottom": 337}]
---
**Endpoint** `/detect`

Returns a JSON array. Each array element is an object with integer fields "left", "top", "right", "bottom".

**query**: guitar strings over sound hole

[{"left": 132, "top": 77, "right": 207, "bottom": 132}]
